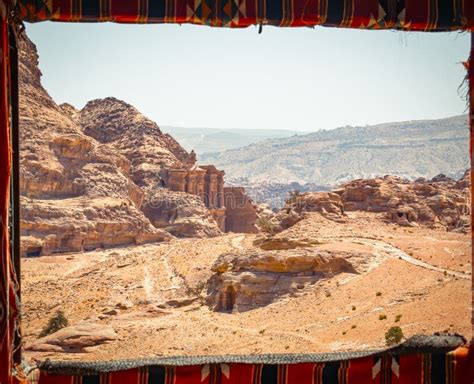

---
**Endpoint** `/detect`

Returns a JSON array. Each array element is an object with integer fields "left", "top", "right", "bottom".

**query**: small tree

[
  {"left": 39, "top": 309, "right": 69, "bottom": 338},
  {"left": 287, "top": 189, "right": 301, "bottom": 204},
  {"left": 385, "top": 326, "right": 404, "bottom": 346}
]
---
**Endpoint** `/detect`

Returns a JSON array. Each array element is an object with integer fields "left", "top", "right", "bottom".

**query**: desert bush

[
  {"left": 376, "top": 291, "right": 382, "bottom": 297},
  {"left": 39, "top": 309, "right": 69, "bottom": 338},
  {"left": 256, "top": 216, "right": 277, "bottom": 234},
  {"left": 186, "top": 281, "right": 206, "bottom": 296},
  {"left": 385, "top": 326, "right": 404, "bottom": 346},
  {"left": 379, "top": 314, "right": 387, "bottom": 320},
  {"left": 395, "top": 314, "right": 402, "bottom": 323}
]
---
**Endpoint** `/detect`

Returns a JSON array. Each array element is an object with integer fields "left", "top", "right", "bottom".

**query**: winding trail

[{"left": 348, "top": 238, "right": 470, "bottom": 280}]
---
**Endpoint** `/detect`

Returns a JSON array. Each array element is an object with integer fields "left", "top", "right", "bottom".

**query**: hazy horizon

[
  {"left": 162, "top": 112, "right": 467, "bottom": 133},
  {"left": 26, "top": 22, "right": 469, "bottom": 131}
]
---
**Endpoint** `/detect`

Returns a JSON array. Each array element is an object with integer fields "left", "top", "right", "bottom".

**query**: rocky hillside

[
  {"left": 19, "top": 34, "right": 220, "bottom": 256},
  {"left": 261, "top": 172, "right": 470, "bottom": 235},
  {"left": 78, "top": 98, "right": 190, "bottom": 188},
  {"left": 201, "top": 116, "right": 469, "bottom": 194}
]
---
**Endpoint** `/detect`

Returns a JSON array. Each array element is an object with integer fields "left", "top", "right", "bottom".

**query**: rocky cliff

[
  {"left": 18, "top": 34, "right": 219, "bottom": 256},
  {"left": 79, "top": 97, "right": 190, "bottom": 188},
  {"left": 269, "top": 173, "right": 470, "bottom": 234},
  {"left": 338, "top": 172, "right": 470, "bottom": 231}
]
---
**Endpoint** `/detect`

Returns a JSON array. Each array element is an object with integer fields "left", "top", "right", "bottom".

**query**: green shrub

[
  {"left": 186, "top": 281, "right": 206, "bottom": 296},
  {"left": 256, "top": 216, "right": 277, "bottom": 234},
  {"left": 39, "top": 309, "right": 69, "bottom": 338},
  {"left": 385, "top": 326, "right": 404, "bottom": 346}
]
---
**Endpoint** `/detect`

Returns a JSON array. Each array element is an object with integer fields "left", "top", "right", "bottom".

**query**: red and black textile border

[
  {"left": 0, "top": 0, "right": 473, "bottom": 383},
  {"left": 15, "top": 0, "right": 474, "bottom": 30},
  {"left": 0, "top": 7, "right": 21, "bottom": 384},
  {"left": 470, "top": 27, "right": 474, "bottom": 349},
  {"left": 26, "top": 347, "right": 474, "bottom": 384}
]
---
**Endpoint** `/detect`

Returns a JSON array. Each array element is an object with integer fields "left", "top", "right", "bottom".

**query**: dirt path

[
  {"left": 142, "top": 266, "right": 156, "bottom": 302},
  {"left": 160, "top": 246, "right": 185, "bottom": 292},
  {"left": 354, "top": 238, "right": 470, "bottom": 279}
]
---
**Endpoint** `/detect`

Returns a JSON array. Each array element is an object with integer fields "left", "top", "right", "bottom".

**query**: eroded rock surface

[
  {"left": 224, "top": 187, "right": 258, "bottom": 233},
  {"left": 338, "top": 174, "right": 470, "bottom": 231},
  {"left": 19, "top": 34, "right": 222, "bottom": 255},
  {"left": 207, "top": 248, "right": 358, "bottom": 312},
  {"left": 79, "top": 97, "right": 190, "bottom": 187},
  {"left": 265, "top": 174, "right": 470, "bottom": 234},
  {"left": 27, "top": 323, "right": 117, "bottom": 353},
  {"left": 263, "top": 192, "right": 346, "bottom": 233},
  {"left": 142, "top": 189, "right": 221, "bottom": 238}
]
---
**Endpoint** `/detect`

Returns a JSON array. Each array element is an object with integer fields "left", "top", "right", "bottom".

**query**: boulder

[{"left": 26, "top": 323, "right": 117, "bottom": 352}]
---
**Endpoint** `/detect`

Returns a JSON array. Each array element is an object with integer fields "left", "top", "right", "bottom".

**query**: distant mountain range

[
  {"left": 161, "top": 126, "right": 307, "bottom": 154},
  {"left": 200, "top": 115, "right": 469, "bottom": 192}
]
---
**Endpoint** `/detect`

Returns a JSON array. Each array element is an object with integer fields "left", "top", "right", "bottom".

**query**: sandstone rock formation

[
  {"left": 207, "top": 248, "right": 358, "bottom": 312},
  {"left": 266, "top": 174, "right": 470, "bottom": 234},
  {"left": 142, "top": 189, "right": 221, "bottom": 238},
  {"left": 18, "top": 34, "right": 225, "bottom": 255},
  {"left": 337, "top": 173, "right": 470, "bottom": 231},
  {"left": 21, "top": 196, "right": 171, "bottom": 256},
  {"left": 79, "top": 97, "right": 190, "bottom": 187},
  {"left": 223, "top": 187, "right": 258, "bottom": 233},
  {"left": 266, "top": 191, "right": 346, "bottom": 233},
  {"left": 19, "top": 35, "right": 173, "bottom": 256},
  {"left": 26, "top": 323, "right": 117, "bottom": 353}
]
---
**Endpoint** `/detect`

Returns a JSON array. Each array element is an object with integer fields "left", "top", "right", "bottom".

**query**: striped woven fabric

[
  {"left": 27, "top": 348, "right": 474, "bottom": 384},
  {"left": 0, "top": 0, "right": 473, "bottom": 383},
  {"left": 0, "top": 7, "right": 19, "bottom": 384},
  {"left": 16, "top": 0, "right": 474, "bottom": 30}
]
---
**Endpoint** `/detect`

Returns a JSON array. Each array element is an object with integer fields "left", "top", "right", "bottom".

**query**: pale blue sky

[{"left": 25, "top": 23, "right": 469, "bottom": 131}]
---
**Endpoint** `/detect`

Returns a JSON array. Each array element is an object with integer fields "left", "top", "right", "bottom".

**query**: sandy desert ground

[{"left": 21, "top": 211, "right": 471, "bottom": 363}]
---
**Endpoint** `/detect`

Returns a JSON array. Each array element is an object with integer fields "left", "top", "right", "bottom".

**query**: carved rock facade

[{"left": 161, "top": 156, "right": 257, "bottom": 233}]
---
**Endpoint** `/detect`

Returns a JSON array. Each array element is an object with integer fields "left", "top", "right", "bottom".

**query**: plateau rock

[
  {"left": 207, "top": 248, "right": 358, "bottom": 312},
  {"left": 338, "top": 174, "right": 470, "bottom": 231}
]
